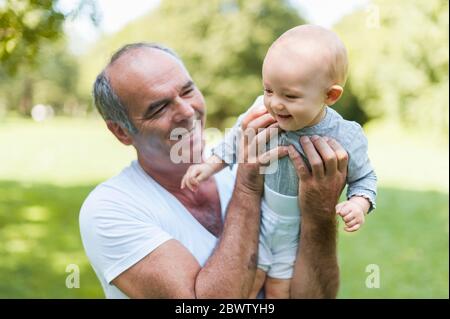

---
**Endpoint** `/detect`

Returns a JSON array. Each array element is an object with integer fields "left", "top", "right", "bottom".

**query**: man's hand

[
  {"left": 288, "top": 135, "right": 348, "bottom": 223},
  {"left": 288, "top": 135, "right": 348, "bottom": 299},
  {"left": 235, "top": 104, "right": 289, "bottom": 194}
]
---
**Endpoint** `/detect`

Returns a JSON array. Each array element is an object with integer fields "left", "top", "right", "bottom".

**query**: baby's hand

[
  {"left": 336, "top": 200, "right": 366, "bottom": 232},
  {"left": 181, "top": 163, "right": 215, "bottom": 192}
]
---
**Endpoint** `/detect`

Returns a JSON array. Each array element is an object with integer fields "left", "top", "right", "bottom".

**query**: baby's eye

[
  {"left": 264, "top": 88, "right": 273, "bottom": 95},
  {"left": 285, "top": 95, "right": 298, "bottom": 99}
]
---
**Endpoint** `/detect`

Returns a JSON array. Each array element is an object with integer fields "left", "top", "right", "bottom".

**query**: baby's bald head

[{"left": 268, "top": 24, "right": 348, "bottom": 87}]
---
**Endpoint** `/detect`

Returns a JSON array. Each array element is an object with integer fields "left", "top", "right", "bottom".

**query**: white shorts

[{"left": 257, "top": 184, "right": 301, "bottom": 279}]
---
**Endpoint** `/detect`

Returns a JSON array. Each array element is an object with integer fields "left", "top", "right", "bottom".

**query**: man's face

[
  {"left": 262, "top": 45, "right": 328, "bottom": 131},
  {"left": 107, "top": 48, "right": 206, "bottom": 162}
]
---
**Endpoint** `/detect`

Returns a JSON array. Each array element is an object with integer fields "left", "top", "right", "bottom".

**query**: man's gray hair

[{"left": 92, "top": 43, "right": 181, "bottom": 135}]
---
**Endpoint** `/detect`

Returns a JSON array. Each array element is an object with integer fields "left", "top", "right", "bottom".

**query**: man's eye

[
  {"left": 148, "top": 103, "right": 168, "bottom": 118},
  {"left": 181, "top": 88, "right": 194, "bottom": 96}
]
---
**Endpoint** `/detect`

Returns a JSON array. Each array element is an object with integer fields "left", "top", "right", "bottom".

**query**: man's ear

[
  {"left": 106, "top": 120, "right": 133, "bottom": 145},
  {"left": 325, "top": 85, "right": 344, "bottom": 106}
]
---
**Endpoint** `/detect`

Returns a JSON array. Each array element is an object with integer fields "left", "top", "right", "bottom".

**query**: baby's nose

[{"left": 272, "top": 101, "right": 285, "bottom": 112}]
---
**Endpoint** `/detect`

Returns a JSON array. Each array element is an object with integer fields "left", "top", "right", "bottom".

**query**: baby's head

[{"left": 262, "top": 24, "right": 348, "bottom": 131}]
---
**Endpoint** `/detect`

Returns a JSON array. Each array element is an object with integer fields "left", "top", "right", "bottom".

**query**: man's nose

[{"left": 173, "top": 97, "right": 195, "bottom": 123}]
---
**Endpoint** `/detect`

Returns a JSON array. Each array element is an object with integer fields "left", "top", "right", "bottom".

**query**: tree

[
  {"left": 0, "top": 38, "right": 80, "bottom": 115},
  {"left": 0, "top": 0, "right": 99, "bottom": 115},
  {"left": 1, "top": 0, "right": 65, "bottom": 75},
  {"left": 335, "top": 0, "right": 449, "bottom": 136},
  {"left": 0, "top": 0, "right": 99, "bottom": 74}
]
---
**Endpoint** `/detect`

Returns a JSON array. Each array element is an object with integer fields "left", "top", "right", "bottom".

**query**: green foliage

[
  {"left": 0, "top": 0, "right": 98, "bottom": 75},
  {"left": 0, "top": 0, "right": 65, "bottom": 75},
  {"left": 333, "top": 80, "right": 370, "bottom": 126},
  {"left": 0, "top": 0, "right": 100, "bottom": 115},
  {"left": 0, "top": 39, "right": 80, "bottom": 115},
  {"left": 81, "top": 0, "right": 305, "bottom": 129},
  {"left": 335, "top": 0, "right": 449, "bottom": 135},
  {"left": 2, "top": 0, "right": 448, "bottom": 134}
]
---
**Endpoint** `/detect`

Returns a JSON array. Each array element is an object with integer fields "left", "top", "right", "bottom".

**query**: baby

[{"left": 181, "top": 25, "right": 377, "bottom": 298}]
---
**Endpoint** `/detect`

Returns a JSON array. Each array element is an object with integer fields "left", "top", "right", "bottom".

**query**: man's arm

[
  {"left": 195, "top": 110, "right": 287, "bottom": 298},
  {"left": 112, "top": 171, "right": 263, "bottom": 298},
  {"left": 112, "top": 106, "right": 288, "bottom": 298},
  {"left": 194, "top": 169, "right": 264, "bottom": 298},
  {"left": 288, "top": 136, "right": 348, "bottom": 298}
]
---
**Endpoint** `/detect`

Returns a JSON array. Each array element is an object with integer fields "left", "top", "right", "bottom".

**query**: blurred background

[{"left": 0, "top": 0, "right": 448, "bottom": 298}]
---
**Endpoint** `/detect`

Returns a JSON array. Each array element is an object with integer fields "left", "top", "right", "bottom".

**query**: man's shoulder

[
  {"left": 79, "top": 161, "right": 148, "bottom": 225},
  {"left": 83, "top": 161, "right": 137, "bottom": 199}
]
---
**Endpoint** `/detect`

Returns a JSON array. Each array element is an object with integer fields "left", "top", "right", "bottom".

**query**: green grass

[
  {"left": 337, "top": 187, "right": 448, "bottom": 298},
  {"left": 0, "top": 181, "right": 102, "bottom": 298},
  {"left": 0, "top": 116, "right": 135, "bottom": 185},
  {"left": 0, "top": 116, "right": 448, "bottom": 298}
]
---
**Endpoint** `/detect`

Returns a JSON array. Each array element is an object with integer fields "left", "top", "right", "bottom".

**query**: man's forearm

[
  {"left": 291, "top": 216, "right": 339, "bottom": 298},
  {"left": 285, "top": 136, "right": 348, "bottom": 299},
  {"left": 195, "top": 170, "right": 262, "bottom": 298}
]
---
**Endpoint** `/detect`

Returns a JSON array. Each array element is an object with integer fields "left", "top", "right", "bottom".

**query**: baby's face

[{"left": 262, "top": 46, "right": 329, "bottom": 131}]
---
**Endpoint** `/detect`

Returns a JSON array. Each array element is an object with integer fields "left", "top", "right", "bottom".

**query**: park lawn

[{"left": 0, "top": 116, "right": 448, "bottom": 298}]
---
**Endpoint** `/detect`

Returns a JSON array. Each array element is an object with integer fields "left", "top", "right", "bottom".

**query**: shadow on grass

[
  {"left": 0, "top": 180, "right": 103, "bottom": 298},
  {"left": 0, "top": 181, "right": 448, "bottom": 298}
]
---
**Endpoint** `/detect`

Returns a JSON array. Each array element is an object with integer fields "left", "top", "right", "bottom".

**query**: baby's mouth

[{"left": 276, "top": 114, "right": 292, "bottom": 119}]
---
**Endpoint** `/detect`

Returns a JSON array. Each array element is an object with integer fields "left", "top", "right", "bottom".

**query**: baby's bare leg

[
  {"left": 249, "top": 269, "right": 267, "bottom": 299},
  {"left": 265, "top": 276, "right": 291, "bottom": 299}
]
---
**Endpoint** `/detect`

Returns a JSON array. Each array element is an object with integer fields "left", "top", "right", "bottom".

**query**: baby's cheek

[
  {"left": 263, "top": 96, "right": 271, "bottom": 109},
  {"left": 264, "top": 105, "right": 276, "bottom": 118}
]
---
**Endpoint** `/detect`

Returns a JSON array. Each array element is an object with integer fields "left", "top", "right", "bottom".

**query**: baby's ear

[{"left": 325, "top": 85, "right": 344, "bottom": 106}]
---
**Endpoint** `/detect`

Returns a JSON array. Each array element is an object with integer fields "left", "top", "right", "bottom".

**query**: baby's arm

[
  {"left": 336, "top": 196, "right": 370, "bottom": 232},
  {"left": 339, "top": 122, "right": 377, "bottom": 232},
  {"left": 181, "top": 155, "right": 227, "bottom": 191}
]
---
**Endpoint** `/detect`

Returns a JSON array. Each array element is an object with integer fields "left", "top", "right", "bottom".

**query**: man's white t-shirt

[{"left": 79, "top": 160, "right": 237, "bottom": 298}]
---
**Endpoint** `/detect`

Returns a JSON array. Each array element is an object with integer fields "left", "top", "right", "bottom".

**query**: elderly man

[{"left": 79, "top": 43, "right": 348, "bottom": 299}]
